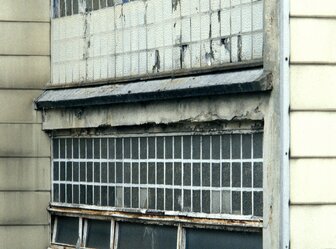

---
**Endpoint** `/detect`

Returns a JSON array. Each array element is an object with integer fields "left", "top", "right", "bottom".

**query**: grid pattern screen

[{"left": 52, "top": 133, "right": 263, "bottom": 218}]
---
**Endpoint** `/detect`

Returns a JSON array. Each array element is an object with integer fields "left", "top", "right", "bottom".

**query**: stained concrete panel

[
  {"left": 0, "top": 192, "right": 49, "bottom": 225},
  {"left": 0, "top": 158, "right": 50, "bottom": 191},
  {"left": 0, "top": 225, "right": 49, "bottom": 249},
  {"left": 0, "top": 56, "right": 50, "bottom": 89},
  {"left": 291, "top": 112, "right": 336, "bottom": 157},
  {"left": 0, "top": 0, "right": 50, "bottom": 22},
  {"left": 291, "top": 205, "right": 336, "bottom": 249},
  {"left": 0, "top": 124, "right": 50, "bottom": 157},
  {"left": 0, "top": 22, "right": 50, "bottom": 55},
  {"left": 291, "top": 0, "right": 336, "bottom": 17},
  {"left": 291, "top": 18, "right": 336, "bottom": 63},
  {"left": 291, "top": 65, "right": 336, "bottom": 110},
  {"left": 291, "top": 159, "right": 336, "bottom": 204},
  {"left": 0, "top": 90, "right": 43, "bottom": 123}
]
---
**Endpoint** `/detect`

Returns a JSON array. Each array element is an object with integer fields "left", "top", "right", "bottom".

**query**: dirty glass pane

[
  {"left": 116, "top": 138, "right": 122, "bottom": 159},
  {"left": 254, "top": 192, "right": 263, "bottom": 217},
  {"left": 73, "top": 139, "right": 79, "bottom": 158},
  {"left": 87, "top": 185, "right": 93, "bottom": 205},
  {"left": 232, "top": 134, "right": 241, "bottom": 159},
  {"left": 212, "top": 191, "right": 220, "bottom": 213},
  {"left": 53, "top": 162, "right": 59, "bottom": 181},
  {"left": 157, "top": 137, "right": 164, "bottom": 159},
  {"left": 94, "top": 186, "right": 100, "bottom": 205},
  {"left": 86, "top": 219, "right": 111, "bottom": 249},
  {"left": 243, "top": 191, "right": 252, "bottom": 215},
  {"left": 212, "top": 163, "right": 220, "bottom": 187},
  {"left": 86, "top": 0, "right": 93, "bottom": 11},
  {"left": 93, "top": 139, "right": 100, "bottom": 159},
  {"left": 185, "top": 228, "right": 262, "bottom": 249},
  {"left": 109, "top": 186, "right": 115, "bottom": 206},
  {"left": 253, "top": 133, "right": 263, "bottom": 158},
  {"left": 222, "top": 163, "right": 230, "bottom": 187},
  {"left": 80, "top": 185, "right": 86, "bottom": 204},
  {"left": 101, "top": 163, "right": 107, "bottom": 183},
  {"left": 157, "top": 188, "right": 164, "bottom": 210},
  {"left": 148, "top": 137, "right": 155, "bottom": 158},
  {"left": 183, "top": 190, "right": 191, "bottom": 212},
  {"left": 124, "top": 163, "right": 131, "bottom": 183},
  {"left": 66, "top": 138, "right": 72, "bottom": 159},
  {"left": 201, "top": 163, "right": 210, "bottom": 187},
  {"left": 100, "top": 0, "right": 107, "bottom": 8},
  {"left": 124, "top": 187, "right": 131, "bottom": 207},
  {"left": 116, "top": 162, "right": 122, "bottom": 183},
  {"left": 140, "top": 163, "right": 147, "bottom": 184},
  {"left": 66, "top": 0, "right": 72, "bottom": 15},
  {"left": 174, "top": 136, "right": 181, "bottom": 159},
  {"left": 108, "top": 138, "right": 115, "bottom": 159},
  {"left": 192, "top": 135, "right": 201, "bottom": 159},
  {"left": 53, "top": 139, "right": 59, "bottom": 158},
  {"left": 165, "top": 189, "right": 173, "bottom": 211},
  {"left": 155, "top": 162, "right": 163, "bottom": 184},
  {"left": 116, "top": 187, "right": 122, "bottom": 207},
  {"left": 60, "top": 139, "right": 66, "bottom": 158},
  {"left": 53, "top": 184, "right": 60, "bottom": 202},
  {"left": 66, "top": 162, "right": 72, "bottom": 181},
  {"left": 193, "top": 163, "right": 200, "bottom": 186},
  {"left": 253, "top": 162, "right": 263, "bottom": 188},
  {"left": 73, "top": 0, "right": 79, "bottom": 14},
  {"left": 131, "top": 137, "right": 138, "bottom": 159},
  {"left": 202, "top": 190, "right": 210, "bottom": 213},
  {"left": 232, "top": 191, "right": 241, "bottom": 215},
  {"left": 60, "top": 0, "right": 66, "bottom": 17},
  {"left": 132, "top": 187, "right": 138, "bottom": 208},
  {"left": 140, "top": 138, "right": 147, "bottom": 159},
  {"left": 212, "top": 135, "right": 220, "bottom": 159},
  {"left": 108, "top": 162, "right": 115, "bottom": 183},
  {"left": 140, "top": 188, "right": 147, "bottom": 208},
  {"left": 242, "top": 134, "right": 252, "bottom": 159},
  {"left": 101, "top": 186, "right": 108, "bottom": 206},
  {"left": 107, "top": 0, "right": 114, "bottom": 7},
  {"left": 148, "top": 163, "right": 155, "bottom": 184},
  {"left": 73, "top": 185, "right": 79, "bottom": 204},
  {"left": 222, "top": 190, "right": 231, "bottom": 213},
  {"left": 148, "top": 188, "right": 156, "bottom": 209},
  {"left": 101, "top": 138, "right": 107, "bottom": 158},
  {"left": 131, "top": 163, "right": 139, "bottom": 184},
  {"left": 174, "top": 162, "right": 181, "bottom": 185},
  {"left": 72, "top": 162, "right": 79, "bottom": 182},
  {"left": 124, "top": 138, "right": 130, "bottom": 159},
  {"left": 60, "top": 184, "right": 65, "bottom": 202},
  {"left": 117, "top": 223, "right": 177, "bottom": 249},
  {"left": 222, "top": 135, "right": 230, "bottom": 159},
  {"left": 87, "top": 138, "right": 93, "bottom": 159},
  {"left": 243, "top": 162, "right": 252, "bottom": 187},
  {"left": 165, "top": 163, "right": 173, "bottom": 185},
  {"left": 183, "top": 136, "right": 191, "bottom": 159},
  {"left": 87, "top": 162, "right": 93, "bottom": 182},
  {"left": 202, "top": 136, "right": 210, "bottom": 159},
  {"left": 192, "top": 190, "right": 201, "bottom": 212},
  {"left": 232, "top": 163, "right": 241, "bottom": 187},
  {"left": 80, "top": 139, "right": 86, "bottom": 158},
  {"left": 93, "top": 0, "right": 100, "bottom": 10},
  {"left": 94, "top": 162, "right": 100, "bottom": 182},
  {"left": 183, "top": 163, "right": 191, "bottom": 186},
  {"left": 165, "top": 136, "right": 173, "bottom": 159},
  {"left": 55, "top": 216, "right": 79, "bottom": 245},
  {"left": 174, "top": 189, "right": 181, "bottom": 211}
]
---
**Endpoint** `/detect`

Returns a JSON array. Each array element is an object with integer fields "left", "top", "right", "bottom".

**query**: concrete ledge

[{"left": 35, "top": 68, "right": 271, "bottom": 109}]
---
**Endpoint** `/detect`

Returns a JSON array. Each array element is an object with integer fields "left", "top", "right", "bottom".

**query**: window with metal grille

[{"left": 52, "top": 132, "right": 263, "bottom": 219}]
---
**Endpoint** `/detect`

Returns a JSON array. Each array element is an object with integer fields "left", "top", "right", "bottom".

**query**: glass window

[{"left": 55, "top": 216, "right": 79, "bottom": 245}]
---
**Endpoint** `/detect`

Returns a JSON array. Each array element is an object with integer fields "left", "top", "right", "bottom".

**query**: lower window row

[{"left": 52, "top": 215, "right": 262, "bottom": 249}]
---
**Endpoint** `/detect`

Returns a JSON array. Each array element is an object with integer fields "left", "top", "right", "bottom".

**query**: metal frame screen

[{"left": 52, "top": 132, "right": 263, "bottom": 218}]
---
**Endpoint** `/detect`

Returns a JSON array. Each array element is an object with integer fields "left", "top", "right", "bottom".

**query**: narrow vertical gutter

[{"left": 280, "top": 0, "right": 290, "bottom": 248}]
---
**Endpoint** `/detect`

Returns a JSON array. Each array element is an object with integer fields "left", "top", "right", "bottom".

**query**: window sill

[{"left": 35, "top": 68, "right": 271, "bottom": 110}]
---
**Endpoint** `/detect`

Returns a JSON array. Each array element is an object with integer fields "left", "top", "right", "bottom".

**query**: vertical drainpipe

[{"left": 280, "top": 0, "right": 290, "bottom": 247}]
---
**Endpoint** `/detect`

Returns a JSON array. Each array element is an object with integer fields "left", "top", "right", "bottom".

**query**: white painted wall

[{"left": 51, "top": 0, "right": 263, "bottom": 85}]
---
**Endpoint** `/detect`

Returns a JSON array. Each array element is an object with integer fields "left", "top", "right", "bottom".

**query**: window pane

[
  {"left": 86, "top": 220, "right": 111, "bottom": 249},
  {"left": 117, "top": 223, "right": 177, "bottom": 249},
  {"left": 185, "top": 228, "right": 262, "bottom": 249},
  {"left": 55, "top": 216, "right": 79, "bottom": 245}
]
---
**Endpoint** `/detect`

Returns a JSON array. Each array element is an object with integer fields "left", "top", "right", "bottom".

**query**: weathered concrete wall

[
  {"left": 0, "top": 1, "right": 51, "bottom": 248},
  {"left": 290, "top": 1, "right": 336, "bottom": 248},
  {"left": 51, "top": 0, "right": 263, "bottom": 85}
]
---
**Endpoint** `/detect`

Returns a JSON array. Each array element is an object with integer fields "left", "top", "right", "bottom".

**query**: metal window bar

[{"left": 52, "top": 132, "right": 263, "bottom": 219}]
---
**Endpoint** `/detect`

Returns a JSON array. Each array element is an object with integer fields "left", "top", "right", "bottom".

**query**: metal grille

[{"left": 52, "top": 133, "right": 263, "bottom": 218}]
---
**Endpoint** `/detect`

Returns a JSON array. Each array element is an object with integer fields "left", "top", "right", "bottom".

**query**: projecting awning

[{"left": 35, "top": 68, "right": 271, "bottom": 110}]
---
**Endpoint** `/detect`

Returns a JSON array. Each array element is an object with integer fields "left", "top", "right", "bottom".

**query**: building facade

[{"left": 0, "top": 0, "right": 335, "bottom": 249}]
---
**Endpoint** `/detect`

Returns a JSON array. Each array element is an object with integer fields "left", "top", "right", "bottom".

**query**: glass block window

[{"left": 52, "top": 132, "right": 263, "bottom": 218}]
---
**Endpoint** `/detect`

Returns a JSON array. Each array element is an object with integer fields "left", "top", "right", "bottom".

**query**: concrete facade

[
  {"left": 0, "top": 1, "right": 51, "bottom": 249},
  {"left": 290, "top": 0, "right": 336, "bottom": 248}
]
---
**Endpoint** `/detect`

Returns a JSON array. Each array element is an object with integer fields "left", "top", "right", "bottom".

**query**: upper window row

[{"left": 54, "top": 0, "right": 135, "bottom": 18}]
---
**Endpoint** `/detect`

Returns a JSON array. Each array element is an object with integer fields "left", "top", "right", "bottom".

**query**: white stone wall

[{"left": 52, "top": 0, "right": 263, "bottom": 85}]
